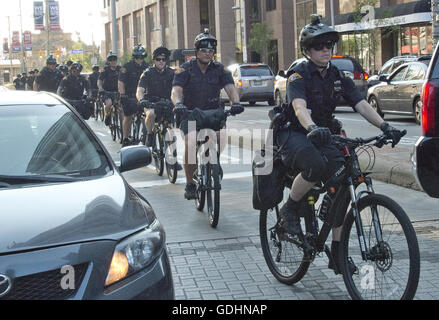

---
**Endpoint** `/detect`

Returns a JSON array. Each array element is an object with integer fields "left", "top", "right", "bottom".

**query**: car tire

[
  {"left": 274, "top": 91, "right": 282, "bottom": 106},
  {"left": 368, "top": 96, "right": 384, "bottom": 118},
  {"left": 248, "top": 101, "right": 256, "bottom": 106},
  {"left": 414, "top": 97, "right": 421, "bottom": 125}
]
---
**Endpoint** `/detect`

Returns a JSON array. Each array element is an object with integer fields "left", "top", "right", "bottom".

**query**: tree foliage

[{"left": 248, "top": 22, "right": 274, "bottom": 57}]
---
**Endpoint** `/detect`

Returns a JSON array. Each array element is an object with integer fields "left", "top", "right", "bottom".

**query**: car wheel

[
  {"left": 274, "top": 91, "right": 282, "bottom": 106},
  {"left": 268, "top": 97, "right": 275, "bottom": 106},
  {"left": 414, "top": 98, "right": 421, "bottom": 125},
  {"left": 369, "top": 96, "right": 384, "bottom": 118},
  {"left": 248, "top": 101, "right": 256, "bottom": 106}
]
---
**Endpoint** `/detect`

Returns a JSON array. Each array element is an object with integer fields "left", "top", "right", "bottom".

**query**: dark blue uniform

[
  {"left": 279, "top": 59, "right": 364, "bottom": 183},
  {"left": 138, "top": 66, "right": 174, "bottom": 101},
  {"left": 99, "top": 65, "right": 120, "bottom": 92},
  {"left": 35, "top": 67, "right": 62, "bottom": 93},
  {"left": 58, "top": 74, "right": 91, "bottom": 119},
  {"left": 118, "top": 60, "right": 148, "bottom": 116},
  {"left": 172, "top": 59, "right": 234, "bottom": 110}
]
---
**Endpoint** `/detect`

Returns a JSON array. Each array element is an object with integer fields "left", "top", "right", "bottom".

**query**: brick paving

[{"left": 167, "top": 220, "right": 439, "bottom": 300}]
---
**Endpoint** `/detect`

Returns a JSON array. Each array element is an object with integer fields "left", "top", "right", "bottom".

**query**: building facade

[{"left": 102, "top": 0, "right": 433, "bottom": 75}]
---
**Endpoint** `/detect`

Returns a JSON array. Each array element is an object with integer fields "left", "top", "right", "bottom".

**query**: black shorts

[
  {"left": 277, "top": 128, "right": 345, "bottom": 182},
  {"left": 179, "top": 108, "right": 226, "bottom": 135},
  {"left": 122, "top": 96, "right": 141, "bottom": 116}
]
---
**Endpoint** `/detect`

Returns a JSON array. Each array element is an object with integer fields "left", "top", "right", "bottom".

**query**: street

[{"left": 86, "top": 104, "right": 439, "bottom": 300}]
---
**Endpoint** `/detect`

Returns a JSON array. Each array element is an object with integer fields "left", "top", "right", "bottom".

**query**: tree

[{"left": 248, "top": 22, "right": 274, "bottom": 61}]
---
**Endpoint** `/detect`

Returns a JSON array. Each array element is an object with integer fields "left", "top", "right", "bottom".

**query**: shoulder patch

[
  {"left": 174, "top": 67, "right": 186, "bottom": 75},
  {"left": 288, "top": 72, "right": 303, "bottom": 82}
]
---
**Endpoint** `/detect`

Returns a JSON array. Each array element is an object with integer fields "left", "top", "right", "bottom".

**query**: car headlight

[{"left": 105, "top": 220, "right": 165, "bottom": 287}]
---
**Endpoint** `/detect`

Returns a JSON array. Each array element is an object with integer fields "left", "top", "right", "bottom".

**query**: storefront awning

[{"left": 322, "top": 0, "right": 431, "bottom": 33}]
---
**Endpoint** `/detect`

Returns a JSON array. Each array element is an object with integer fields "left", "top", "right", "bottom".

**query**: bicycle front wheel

[
  {"left": 206, "top": 163, "right": 220, "bottom": 228},
  {"left": 165, "top": 129, "right": 178, "bottom": 184},
  {"left": 260, "top": 205, "right": 311, "bottom": 285},
  {"left": 153, "top": 131, "right": 164, "bottom": 176},
  {"left": 340, "top": 194, "right": 420, "bottom": 300}
]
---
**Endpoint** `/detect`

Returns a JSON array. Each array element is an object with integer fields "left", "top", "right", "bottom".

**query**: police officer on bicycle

[
  {"left": 277, "top": 14, "right": 405, "bottom": 257},
  {"left": 171, "top": 29, "right": 243, "bottom": 200},
  {"left": 136, "top": 46, "right": 175, "bottom": 147},
  {"left": 34, "top": 55, "right": 62, "bottom": 93},
  {"left": 57, "top": 62, "right": 92, "bottom": 119},
  {"left": 119, "top": 44, "right": 149, "bottom": 147},
  {"left": 88, "top": 65, "right": 100, "bottom": 100},
  {"left": 98, "top": 51, "right": 121, "bottom": 126}
]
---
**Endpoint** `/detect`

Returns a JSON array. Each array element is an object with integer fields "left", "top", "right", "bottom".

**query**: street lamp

[
  {"left": 232, "top": 2, "right": 248, "bottom": 63},
  {"left": 152, "top": 26, "right": 164, "bottom": 46}
]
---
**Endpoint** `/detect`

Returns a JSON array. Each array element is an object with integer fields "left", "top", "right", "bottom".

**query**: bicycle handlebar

[{"left": 333, "top": 129, "right": 407, "bottom": 148}]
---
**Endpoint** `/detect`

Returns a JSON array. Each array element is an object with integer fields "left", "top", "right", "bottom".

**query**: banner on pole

[
  {"left": 24, "top": 31, "right": 32, "bottom": 51},
  {"left": 33, "top": 1, "right": 44, "bottom": 31},
  {"left": 49, "top": 1, "right": 61, "bottom": 31},
  {"left": 12, "top": 31, "right": 21, "bottom": 54},
  {"left": 3, "top": 38, "right": 9, "bottom": 54}
]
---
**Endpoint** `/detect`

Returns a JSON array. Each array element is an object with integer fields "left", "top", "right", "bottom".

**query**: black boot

[
  {"left": 279, "top": 197, "right": 303, "bottom": 240},
  {"left": 146, "top": 134, "right": 155, "bottom": 147}
]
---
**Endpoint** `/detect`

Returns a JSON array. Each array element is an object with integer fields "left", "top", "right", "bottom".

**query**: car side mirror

[
  {"left": 379, "top": 74, "right": 389, "bottom": 82},
  {"left": 119, "top": 145, "right": 152, "bottom": 173},
  {"left": 277, "top": 70, "right": 286, "bottom": 78}
]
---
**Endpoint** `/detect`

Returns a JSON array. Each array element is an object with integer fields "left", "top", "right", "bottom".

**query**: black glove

[
  {"left": 230, "top": 103, "right": 244, "bottom": 115},
  {"left": 173, "top": 102, "right": 187, "bottom": 114},
  {"left": 380, "top": 122, "right": 405, "bottom": 148},
  {"left": 120, "top": 94, "right": 129, "bottom": 106},
  {"left": 307, "top": 125, "right": 332, "bottom": 146},
  {"left": 139, "top": 99, "right": 152, "bottom": 109}
]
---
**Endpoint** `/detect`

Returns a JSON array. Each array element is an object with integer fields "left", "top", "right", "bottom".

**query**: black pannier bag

[{"left": 252, "top": 148, "right": 285, "bottom": 211}]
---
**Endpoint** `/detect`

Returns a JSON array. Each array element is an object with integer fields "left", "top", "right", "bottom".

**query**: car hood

[{"left": 0, "top": 175, "right": 154, "bottom": 254}]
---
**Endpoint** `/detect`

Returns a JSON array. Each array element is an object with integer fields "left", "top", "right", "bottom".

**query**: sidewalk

[{"left": 168, "top": 219, "right": 439, "bottom": 300}]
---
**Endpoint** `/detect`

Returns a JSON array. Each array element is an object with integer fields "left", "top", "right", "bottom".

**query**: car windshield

[
  {"left": 240, "top": 66, "right": 273, "bottom": 77},
  {"left": 0, "top": 104, "right": 112, "bottom": 180},
  {"left": 331, "top": 59, "right": 355, "bottom": 72}
]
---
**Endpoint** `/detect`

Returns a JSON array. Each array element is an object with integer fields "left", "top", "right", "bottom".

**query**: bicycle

[
  {"left": 65, "top": 98, "right": 90, "bottom": 120},
  {"left": 93, "top": 89, "right": 104, "bottom": 122},
  {"left": 142, "top": 98, "right": 179, "bottom": 183},
  {"left": 130, "top": 107, "right": 147, "bottom": 146},
  {"left": 184, "top": 108, "right": 233, "bottom": 228},
  {"left": 258, "top": 129, "right": 420, "bottom": 300},
  {"left": 103, "top": 91, "right": 123, "bottom": 143}
]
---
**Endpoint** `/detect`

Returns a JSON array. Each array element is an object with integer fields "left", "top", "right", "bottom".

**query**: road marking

[
  {"left": 130, "top": 170, "right": 252, "bottom": 188},
  {"left": 95, "top": 132, "right": 107, "bottom": 137}
]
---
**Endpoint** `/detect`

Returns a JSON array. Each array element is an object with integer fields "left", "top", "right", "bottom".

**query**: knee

[{"left": 296, "top": 148, "right": 327, "bottom": 183}]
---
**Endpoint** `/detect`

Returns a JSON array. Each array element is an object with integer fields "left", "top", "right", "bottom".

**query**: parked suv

[
  {"left": 412, "top": 46, "right": 439, "bottom": 198},
  {"left": 222, "top": 63, "right": 275, "bottom": 106},
  {"left": 368, "top": 55, "right": 432, "bottom": 87},
  {"left": 274, "top": 56, "right": 368, "bottom": 106}
]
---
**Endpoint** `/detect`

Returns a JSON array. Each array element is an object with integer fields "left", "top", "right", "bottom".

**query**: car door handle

[{"left": 411, "top": 84, "right": 417, "bottom": 88}]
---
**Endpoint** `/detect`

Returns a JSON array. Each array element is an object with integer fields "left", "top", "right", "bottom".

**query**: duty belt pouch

[
  {"left": 186, "top": 108, "right": 226, "bottom": 132},
  {"left": 252, "top": 149, "right": 285, "bottom": 211}
]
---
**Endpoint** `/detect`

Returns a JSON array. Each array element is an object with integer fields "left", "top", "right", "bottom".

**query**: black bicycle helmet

[
  {"left": 71, "top": 62, "right": 83, "bottom": 71},
  {"left": 132, "top": 44, "right": 146, "bottom": 59},
  {"left": 58, "top": 64, "right": 68, "bottom": 73},
  {"left": 46, "top": 55, "right": 57, "bottom": 65},
  {"left": 92, "top": 65, "right": 100, "bottom": 71},
  {"left": 299, "top": 14, "right": 339, "bottom": 51},
  {"left": 194, "top": 29, "right": 217, "bottom": 50},
  {"left": 153, "top": 46, "right": 171, "bottom": 60},
  {"left": 107, "top": 51, "right": 117, "bottom": 61}
]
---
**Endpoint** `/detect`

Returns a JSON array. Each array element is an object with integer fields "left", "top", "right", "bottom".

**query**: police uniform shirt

[
  {"left": 35, "top": 67, "right": 61, "bottom": 93},
  {"left": 119, "top": 60, "right": 149, "bottom": 96},
  {"left": 138, "top": 67, "right": 175, "bottom": 100},
  {"left": 13, "top": 78, "right": 24, "bottom": 90},
  {"left": 172, "top": 59, "right": 234, "bottom": 110},
  {"left": 99, "top": 65, "right": 120, "bottom": 92},
  {"left": 286, "top": 60, "right": 363, "bottom": 130},
  {"left": 26, "top": 76, "right": 35, "bottom": 89},
  {"left": 88, "top": 71, "right": 100, "bottom": 90},
  {"left": 59, "top": 74, "right": 90, "bottom": 100}
]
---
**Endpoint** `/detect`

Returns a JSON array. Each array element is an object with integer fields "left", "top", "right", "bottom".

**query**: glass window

[
  {"left": 404, "top": 64, "right": 421, "bottom": 81},
  {"left": 380, "top": 60, "right": 394, "bottom": 74},
  {"left": 266, "top": 0, "right": 276, "bottom": 11},
  {"left": 331, "top": 58, "right": 354, "bottom": 72},
  {"left": 200, "top": 0, "right": 209, "bottom": 25},
  {"left": 391, "top": 66, "right": 407, "bottom": 81},
  {"left": 0, "top": 104, "right": 111, "bottom": 177},
  {"left": 240, "top": 66, "right": 273, "bottom": 76},
  {"left": 411, "top": 27, "right": 419, "bottom": 55},
  {"left": 248, "top": 0, "right": 260, "bottom": 20}
]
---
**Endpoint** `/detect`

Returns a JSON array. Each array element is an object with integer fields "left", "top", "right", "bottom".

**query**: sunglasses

[
  {"left": 312, "top": 41, "right": 334, "bottom": 51},
  {"left": 155, "top": 58, "right": 167, "bottom": 62},
  {"left": 199, "top": 48, "right": 215, "bottom": 54}
]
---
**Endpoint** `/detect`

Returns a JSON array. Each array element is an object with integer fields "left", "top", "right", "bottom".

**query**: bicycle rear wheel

[
  {"left": 110, "top": 108, "right": 117, "bottom": 141},
  {"left": 206, "top": 163, "right": 220, "bottom": 228},
  {"left": 339, "top": 194, "right": 420, "bottom": 300},
  {"left": 260, "top": 203, "right": 311, "bottom": 285},
  {"left": 99, "top": 101, "right": 105, "bottom": 122}
]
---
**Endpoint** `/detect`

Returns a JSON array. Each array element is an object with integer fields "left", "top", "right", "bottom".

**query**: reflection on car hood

[{"left": 0, "top": 175, "right": 153, "bottom": 254}]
